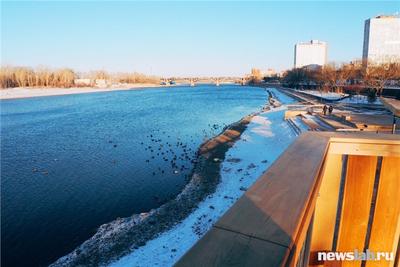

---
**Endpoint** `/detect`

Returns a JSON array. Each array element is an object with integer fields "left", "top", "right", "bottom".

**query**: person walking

[
  {"left": 323, "top": 105, "right": 328, "bottom": 115},
  {"left": 328, "top": 105, "right": 333, "bottom": 115}
]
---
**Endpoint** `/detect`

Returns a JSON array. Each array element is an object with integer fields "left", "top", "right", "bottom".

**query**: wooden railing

[{"left": 175, "top": 132, "right": 400, "bottom": 267}]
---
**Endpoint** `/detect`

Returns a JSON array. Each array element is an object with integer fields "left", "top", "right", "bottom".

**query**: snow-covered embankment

[{"left": 109, "top": 88, "right": 297, "bottom": 267}]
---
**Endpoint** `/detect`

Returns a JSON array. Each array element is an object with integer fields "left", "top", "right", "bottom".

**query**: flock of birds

[
  {"left": 142, "top": 133, "right": 196, "bottom": 176},
  {"left": 134, "top": 124, "right": 226, "bottom": 177}
]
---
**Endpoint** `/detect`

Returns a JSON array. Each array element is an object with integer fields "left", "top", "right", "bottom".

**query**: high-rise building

[
  {"left": 363, "top": 15, "right": 400, "bottom": 65},
  {"left": 294, "top": 40, "right": 328, "bottom": 68}
]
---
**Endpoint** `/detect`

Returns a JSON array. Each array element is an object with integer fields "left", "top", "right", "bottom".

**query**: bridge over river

[{"left": 162, "top": 77, "right": 248, "bottom": 86}]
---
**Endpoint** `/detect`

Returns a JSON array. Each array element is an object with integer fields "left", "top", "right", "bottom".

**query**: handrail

[{"left": 175, "top": 132, "right": 400, "bottom": 267}]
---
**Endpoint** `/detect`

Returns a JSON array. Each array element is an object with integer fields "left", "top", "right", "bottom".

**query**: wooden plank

[
  {"left": 328, "top": 143, "right": 400, "bottom": 157},
  {"left": 175, "top": 227, "right": 288, "bottom": 267},
  {"left": 366, "top": 157, "right": 400, "bottom": 267},
  {"left": 309, "top": 154, "right": 343, "bottom": 265},
  {"left": 336, "top": 155, "right": 377, "bottom": 267},
  {"left": 328, "top": 133, "right": 400, "bottom": 144},
  {"left": 214, "top": 133, "right": 330, "bottom": 262},
  {"left": 336, "top": 128, "right": 394, "bottom": 133}
]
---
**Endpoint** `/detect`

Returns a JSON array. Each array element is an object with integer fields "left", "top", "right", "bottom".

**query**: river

[{"left": 1, "top": 85, "right": 268, "bottom": 267}]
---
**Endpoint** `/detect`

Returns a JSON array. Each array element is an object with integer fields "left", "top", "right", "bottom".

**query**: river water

[{"left": 1, "top": 85, "right": 267, "bottom": 267}]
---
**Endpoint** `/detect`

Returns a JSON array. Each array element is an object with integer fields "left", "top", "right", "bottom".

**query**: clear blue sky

[{"left": 1, "top": 1, "right": 399, "bottom": 77}]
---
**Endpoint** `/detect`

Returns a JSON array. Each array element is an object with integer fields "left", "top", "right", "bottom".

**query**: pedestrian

[
  {"left": 323, "top": 105, "right": 328, "bottom": 115},
  {"left": 328, "top": 105, "right": 333, "bottom": 115}
]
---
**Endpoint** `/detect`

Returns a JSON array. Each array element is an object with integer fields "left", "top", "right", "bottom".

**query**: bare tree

[
  {"left": 363, "top": 62, "right": 400, "bottom": 96},
  {"left": 53, "top": 69, "right": 75, "bottom": 87},
  {"left": 316, "top": 64, "right": 336, "bottom": 92},
  {"left": 312, "top": 62, "right": 363, "bottom": 94},
  {"left": 282, "top": 68, "right": 316, "bottom": 88},
  {"left": 91, "top": 70, "right": 109, "bottom": 80},
  {"left": 0, "top": 67, "right": 17, "bottom": 88},
  {"left": 116, "top": 72, "right": 160, "bottom": 84}
]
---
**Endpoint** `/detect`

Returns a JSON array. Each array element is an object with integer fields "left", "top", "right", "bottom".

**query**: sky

[{"left": 1, "top": 1, "right": 399, "bottom": 77}]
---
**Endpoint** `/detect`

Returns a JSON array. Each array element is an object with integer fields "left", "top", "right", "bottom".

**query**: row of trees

[
  {"left": 0, "top": 67, "right": 76, "bottom": 88},
  {"left": 77, "top": 71, "right": 160, "bottom": 84},
  {"left": 280, "top": 62, "right": 400, "bottom": 96},
  {"left": 114, "top": 72, "right": 160, "bottom": 84},
  {"left": 0, "top": 66, "right": 160, "bottom": 88}
]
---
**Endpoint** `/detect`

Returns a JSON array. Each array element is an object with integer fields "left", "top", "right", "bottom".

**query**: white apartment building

[
  {"left": 362, "top": 15, "right": 400, "bottom": 65},
  {"left": 294, "top": 40, "right": 328, "bottom": 68}
]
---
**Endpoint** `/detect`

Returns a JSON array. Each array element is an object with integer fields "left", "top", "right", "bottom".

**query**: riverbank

[
  {"left": 0, "top": 83, "right": 163, "bottom": 100},
  {"left": 109, "top": 88, "right": 297, "bottom": 266},
  {"left": 50, "top": 87, "right": 297, "bottom": 267},
  {"left": 51, "top": 107, "right": 261, "bottom": 266}
]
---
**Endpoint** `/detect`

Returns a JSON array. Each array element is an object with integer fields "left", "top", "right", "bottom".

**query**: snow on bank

[
  {"left": 0, "top": 84, "right": 161, "bottom": 100},
  {"left": 339, "top": 95, "right": 382, "bottom": 105},
  {"left": 109, "top": 90, "right": 297, "bottom": 267},
  {"left": 296, "top": 90, "right": 348, "bottom": 101},
  {"left": 271, "top": 88, "right": 296, "bottom": 105}
]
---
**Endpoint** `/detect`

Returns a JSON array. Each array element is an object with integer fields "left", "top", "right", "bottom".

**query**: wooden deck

[
  {"left": 175, "top": 132, "right": 400, "bottom": 267},
  {"left": 284, "top": 110, "right": 399, "bottom": 133},
  {"left": 381, "top": 97, "right": 400, "bottom": 117}
]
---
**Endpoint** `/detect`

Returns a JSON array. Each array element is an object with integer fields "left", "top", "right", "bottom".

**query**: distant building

[
  {"left": 362, "top": 15, "right": 400, "bottom": 65},
  {"left": 251, "top": 68, "right": 262, "bottom": 79},
  {"left": 74, "top": 78, "right": 92, "bottom": 86},
  {"left": 95, "top": 79, "right": 108, "bottom": 87},
  {"left": 262, "top": 68, "right": 277, "bottom": 77},
  {"left": 294, "top": 40, "right": 328, "bottom": 68}
]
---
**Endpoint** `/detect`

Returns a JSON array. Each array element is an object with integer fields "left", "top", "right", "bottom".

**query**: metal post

[{"left": 392, "top": 115, "right": 396, "bottom": 134}]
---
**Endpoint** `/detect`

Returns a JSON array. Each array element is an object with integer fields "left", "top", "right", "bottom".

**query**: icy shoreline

[
  {"left": 50, "top": 95, "right": 268, "bottom": 267},
  {"left": 108, "top": 88, "right": 297, "bottom": 267},
  {"left": 51, "top": 88, "right": 296, "bottom": 267},
  {"left": 0, "top": 84, "right": 166, "bottom": 100}
]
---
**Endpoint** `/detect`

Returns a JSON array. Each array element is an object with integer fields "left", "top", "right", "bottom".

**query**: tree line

[
  {"left": 279, "top": 61, "right": 400, "bottom": 96},
  {"left": 0, "top": 66, "right": 160, "bottom": 88},
  {"left": 0, "top": 67, "right": 76, "bottom": 88}
]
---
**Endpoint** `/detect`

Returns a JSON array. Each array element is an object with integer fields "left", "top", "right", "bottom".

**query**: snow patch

[
  {"left": 296, "top": 90, "right": 348, "bottom": 101},
  {"left": 339, "top": 95, "right": 381, "bottom": 105}
]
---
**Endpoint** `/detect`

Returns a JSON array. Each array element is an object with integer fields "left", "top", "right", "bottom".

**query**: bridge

[{"left": 161, "top": 77, "right": 248, "bottom": 86}]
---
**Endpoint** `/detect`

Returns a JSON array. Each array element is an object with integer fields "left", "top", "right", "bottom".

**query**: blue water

[{"left": 0, "top": 85, "right": 268, "bottom": 267}]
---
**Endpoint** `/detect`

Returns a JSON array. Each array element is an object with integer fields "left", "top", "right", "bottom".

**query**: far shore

[{"left": 0, "top": 83, "right": 172, "bottom": 100}]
